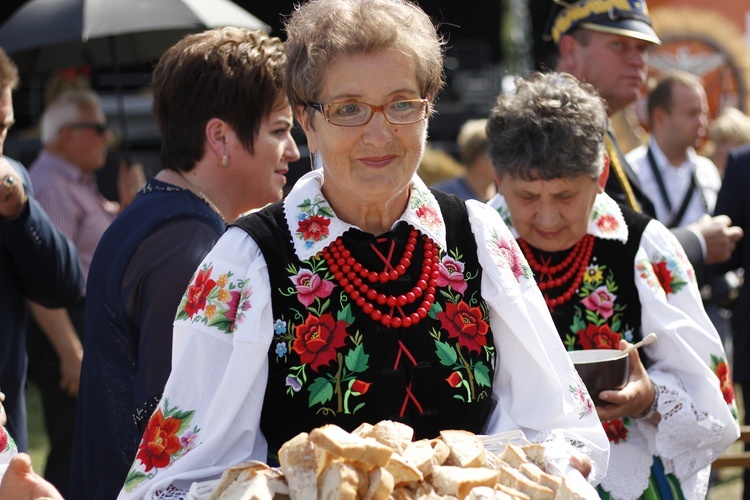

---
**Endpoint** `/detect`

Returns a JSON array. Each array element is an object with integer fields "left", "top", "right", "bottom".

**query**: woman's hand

[
  {"left": 568, "top": 453, "right": 592, "bottom": 479},
  {"left": 0, "top": 453, "right": 63, "bottom": 500},
  {"left": 595, "top": 339, "right": 656, "bottom": 423}
]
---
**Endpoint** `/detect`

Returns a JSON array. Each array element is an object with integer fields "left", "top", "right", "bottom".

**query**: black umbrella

[{"left": 0, "top": 0, "right": 270, "bottom": 149}]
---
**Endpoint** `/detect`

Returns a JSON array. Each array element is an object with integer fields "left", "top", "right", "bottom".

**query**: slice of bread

[
  {"left": 554, "top": 476, "right": 598, "bottom": 500},
  {"left": 497, "top": 465, "right": 554, "bottom": 500},
  {"left": 364, "top": 466, "right": 395, "bottom": 500},
  {"left": 429, "top": 438, "right": 450, "bottom": 466},
  {"left": 384, "top": 451, "right": 424, "bottom": 485},
  {"left": 431, "top": 465, "right": 500, "bottom": 498},
  {"left": 520, "top": 444, "right": 546, "bottom": 468},
  {"left": 215, "top": 472, "right": 272, "bottom": 500},
  {"left": 318, "top": 460, "right": 361, "bottom": 500},
  {"left": 309, "top": 424, "right": 393, "bottom": 469},
  {"left": 360, "top": 420, "right": 414, "bottom": 454},
  {"left": 439, "top": 430, "right": 486, "bottom": 468},
  {"left": 465, "top": 485, "right": 513, "bottom": 499},
  {"left": 278, "top": 432, "right": 317, "bottom": 500},
  {"left": 495, "top": 483, "right": 531, "bottom": 500},
  {"left": 216, "top": 467, "right": 288, "bottom": 500},
  {"left": 351, "top": 422, "right": 374, "bottom": 437},
  {"left": 402, "top": 439, "right": 440, "bottom": 477},
  {"left": 499, "top": 443, "right": 528, "bottom": 469},
  {"left": 209, "top": 461, "right": 270, "bottom": 500},
  {"left": 518, "top": 462, "right": 562, "bottom": 493}
]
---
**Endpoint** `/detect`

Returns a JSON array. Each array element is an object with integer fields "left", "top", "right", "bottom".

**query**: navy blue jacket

[
  {"left": 714, "top": 143, "right": 750, "bottom": 382},
  {"left": 0, "top": 156, "right": 83, "bottom": 450}
]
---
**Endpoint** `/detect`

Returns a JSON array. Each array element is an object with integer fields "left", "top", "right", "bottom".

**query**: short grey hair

[
  {"left": 40, "top": 89, "right": 102, "bottom": 145},
  {"left": 283, "top": 0, "right": 444, "bottom": 117},
  {"left": 487, "top": 72, "right": 608, "bottom": 181}
]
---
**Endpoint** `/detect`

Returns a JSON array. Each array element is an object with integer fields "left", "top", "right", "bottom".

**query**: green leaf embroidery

[
  {"left": 429, "top": 301, "right": 443, "bottom": 319},
  {"left": 345, "top": 344, "right": 369, "bottom": 374},
  {"left": 207, "top": 314, "right": 234, "bottom": 334},
  {"left": 319, "top": 205, "right": 335, "bottom": 218},
  {"left": 308, "top": 377, "right": 334, "bottom": 408},
  {"left": 564, "top": 334, "right": 577, "bottom": 350},
  {"left": 173, "top": 411, "right": 195, "bottom": 434},
  {"left": 435, "top": 340, "right": 458, "bottom": 366},
  {"left": 337, "top": 303, "right": 355, "bottom": 324},
  {"left": 123, "top": 471, "right": 149, "bottom": 492},
  {"left": 473, "top": 362, "right": 491, "bottom": 387}
]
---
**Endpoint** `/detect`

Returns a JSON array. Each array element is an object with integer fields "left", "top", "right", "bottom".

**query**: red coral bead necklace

[
  {"left": 323, "top": 227, "right": 439, "bottom": 328},
  {"left": 518, "top": 234, "right": 595, "bottom": 310}
]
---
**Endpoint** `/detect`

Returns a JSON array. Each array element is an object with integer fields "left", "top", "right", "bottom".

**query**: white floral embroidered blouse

[
  {"left": 118, "top": 171, "right": 609, "bottom": 499},
  {"left": 489, "top": 191, "right": 740, "bottom": 500}
]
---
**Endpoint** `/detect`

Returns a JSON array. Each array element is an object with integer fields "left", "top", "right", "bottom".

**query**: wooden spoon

[{"left": 621, "top": 332, "right": 657, "bottom": 356}]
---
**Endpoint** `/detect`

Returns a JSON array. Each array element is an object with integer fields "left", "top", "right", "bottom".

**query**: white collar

[
  {"left": 282, "top": 170, "right": 448, "bottom": 261},
  {"left": 486, "top": 191, "right": 628, "bottom": 244},
  {"left": 648, "top": 136, "right": 697, "bottom": 171}
]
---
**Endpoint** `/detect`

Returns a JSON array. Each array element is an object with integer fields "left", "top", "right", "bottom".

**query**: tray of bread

[{"left": 188, "top": 421, "right": 599, "bottom": 499}]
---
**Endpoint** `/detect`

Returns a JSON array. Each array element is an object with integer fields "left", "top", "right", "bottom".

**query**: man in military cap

[{"left": 550, "top": 0, "right": 743, "bottom": 272}]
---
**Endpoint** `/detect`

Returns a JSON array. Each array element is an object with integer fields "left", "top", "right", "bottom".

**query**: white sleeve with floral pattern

[
  {"left": 466, "top": 201, "right": 610, "bottom": 485},
  {"left": 118, "top": 227, "right": 274, "bottom": 499},
  {"left": 633, "top": 219, "right": 739, "bottom": 493}
]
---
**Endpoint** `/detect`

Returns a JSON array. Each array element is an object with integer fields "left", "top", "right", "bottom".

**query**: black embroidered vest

[
  {"left": 526, "top": 207, "right": 651, "bottom": 363},
  {"left": 233, "top": 192, "right": 495, "bottom": 461}
]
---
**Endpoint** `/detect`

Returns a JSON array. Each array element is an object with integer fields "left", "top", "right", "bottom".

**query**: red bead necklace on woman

[
  {"left": 323, "top": 226, "right": 440, "bottom": 328},
  {"left": 518, "top": 234, "right": 595, "bottom": 311}
]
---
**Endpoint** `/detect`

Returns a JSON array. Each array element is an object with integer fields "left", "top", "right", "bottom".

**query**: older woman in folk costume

[
  {"left": 118, "top": 1, "right": 609, "bottom": 498},
  {"left": 487, "top": 71, "right": 739, "bottom": 499}
]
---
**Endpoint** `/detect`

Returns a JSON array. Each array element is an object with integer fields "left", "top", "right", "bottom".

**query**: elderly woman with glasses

[{"left": 120, "top": 1, "right": 608, "bottom": 497}]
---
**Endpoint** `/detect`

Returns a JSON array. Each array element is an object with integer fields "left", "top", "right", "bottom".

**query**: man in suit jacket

[
  {"left": 549, "top": 0, "right": 742, "bottom": 274},
  {"left": 0, "top": 48, "right": 83, "bottom": 452},
  {"left": 714, "top": 142, "right": 750, "bottom": 499}
]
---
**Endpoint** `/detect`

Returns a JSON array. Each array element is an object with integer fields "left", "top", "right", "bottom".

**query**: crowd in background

[{"left": 1, "top": 0, "right": 750, "bottom": 499}]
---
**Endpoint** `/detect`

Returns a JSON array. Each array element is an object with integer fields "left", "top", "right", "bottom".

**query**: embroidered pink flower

[
  {"left": 292, "top": 269, "right": 334, "bottom": 307},
  {"left": 571, "top": 384, "right": 594, "bottom": 418},
  {"left": 416, "top": 204, "right": 440, "bottom": 228},
  {"left": 297, "top": 215, "right": 330, "bottom": 242},
  {"left": 185, "top": 267, "right": 217, "bottom": 318},
  {"left": 596, "top": 214, "right": 618, "bottom": 233},
  {"left": 437, "top": 256, "right": 468, "bottom": 294},
  {"left": 495, "top": 236, "right": 526, "bottom": 279},
  {"left": 581, "top": 286, "right": 616, "bottom": 319},
  {"left": 226, "top": 287, "right": 252, "bottom": 330},
  {"left": 180, "top": 431, "right": 198, "bottom": 451}
]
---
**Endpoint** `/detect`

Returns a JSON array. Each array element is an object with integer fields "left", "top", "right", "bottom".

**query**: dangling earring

[
  {"left": 220, "top": 155, "right": 229, "bottom": 168},
  {"left": 309, "top": 151, "right": 316, "bottom": 171}
]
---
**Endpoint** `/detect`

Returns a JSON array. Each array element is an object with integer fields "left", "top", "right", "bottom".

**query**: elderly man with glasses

[{"left": 26, "top": 89, "right": 144, "bottom": 493}]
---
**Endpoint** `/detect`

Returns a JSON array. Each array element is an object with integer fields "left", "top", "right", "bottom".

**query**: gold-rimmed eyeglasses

[{"left": 310, "top": 99, "right": 429, "bottom": 127}]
